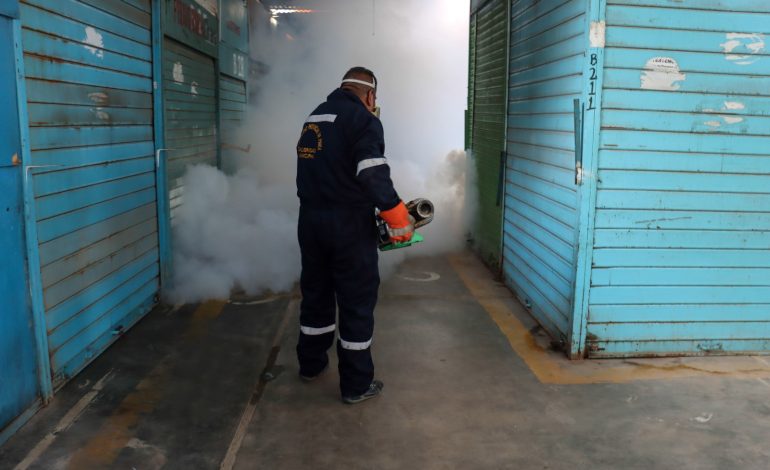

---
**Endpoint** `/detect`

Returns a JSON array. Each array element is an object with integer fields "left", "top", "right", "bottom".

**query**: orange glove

[{"left": 380, "top": 201, "right": 414, "bottom": 243}]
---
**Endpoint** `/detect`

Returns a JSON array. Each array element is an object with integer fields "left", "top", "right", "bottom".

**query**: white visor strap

[{"left": 341, "top": 78, "right": 376, "bottom": 89}]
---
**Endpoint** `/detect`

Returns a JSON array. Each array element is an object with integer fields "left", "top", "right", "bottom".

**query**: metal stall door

[
  {"left": 19, "top": 0, "right": 160, "bottom": 387},
  {"left": 219, "top": 74, "right": 247, "bottom": 169},
  {"left": 469, "top": 0, "right": 508, "bottom": 269},
  {"left": 162, "top": 37, "right": 218, "bottom": 223},
  {"left": 0, "top": 9, "right": 41, "bottom": 436},
  {"left": 586, "top": 0, "right": 770, "bottom": 357},
  {"left": 466, "top": 13, "right": 477, "bottom": 151},
  {"left": 218, "top": 0, "right": 248, "bottom": 171},
  {"left": 502, "top": 0, "right": 587, "bottom": 347}
]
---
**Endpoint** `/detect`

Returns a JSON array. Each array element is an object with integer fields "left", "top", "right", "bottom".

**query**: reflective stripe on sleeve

[
  {"left": 356, "top": 158, "right": 388, "bottom": 176},
  {"left": 339, "top": 337, "right": 372, "bottom": 351},
  {"left": 388, "top": 224, "right": 414, "bottom": 237},
  {"left": 300, "top": 324, "right": 336, "bottom": 335},
  {"left": 306, "top": 114, "right": 337, "bottom": 123}
]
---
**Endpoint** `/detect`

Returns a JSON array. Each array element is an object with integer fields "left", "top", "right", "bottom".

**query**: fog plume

[{"left": 166, "top": 0, "right": 472, "bottom": 303}]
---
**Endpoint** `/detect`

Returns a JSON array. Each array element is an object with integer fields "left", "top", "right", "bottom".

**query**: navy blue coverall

[{"left": 296, "top": 88, "right": 400, "bottom": 397}]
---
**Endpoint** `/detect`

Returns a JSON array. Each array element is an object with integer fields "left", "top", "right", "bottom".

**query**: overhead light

[{"left": 269, "top": 7, "right": 315, "bottom": 15}]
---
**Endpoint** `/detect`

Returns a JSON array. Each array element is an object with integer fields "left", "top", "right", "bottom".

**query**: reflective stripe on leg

[
  {"left": 300, "top": 324, "right": 336, "bottom": 335},
  {"left": 339, "top": 337, "right": 372, "bottom": 350}
]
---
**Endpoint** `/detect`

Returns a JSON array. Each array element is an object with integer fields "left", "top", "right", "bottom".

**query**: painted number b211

[{"left": 587, "top": 53, "right": 598, "bottom": 111}]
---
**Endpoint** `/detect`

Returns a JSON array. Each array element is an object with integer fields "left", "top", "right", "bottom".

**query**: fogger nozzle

[
  {"left": 406, "top": 198, "right": 434, "bottom": 229},
  {"left": 376, "top": 198, "right": 434, "bottom": 251}
]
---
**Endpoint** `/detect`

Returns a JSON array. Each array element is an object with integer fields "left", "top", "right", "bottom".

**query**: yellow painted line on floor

[
  {"left": 448, "top": 253, "right": 770, "bottom": 385},
  {"left": 65, "top": 300, "right": 226, "bottom": 469},
  {"left": 14, "top": 371, "right": 114, "bottom": 470},
  {"left": 65, "top": 360, "right": 169, "bottom": 469},
  {"left": 186, "top": 299, "right": 229, "bottom": 340}
]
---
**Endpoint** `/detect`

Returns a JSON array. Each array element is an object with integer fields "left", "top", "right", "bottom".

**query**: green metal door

[
  {"left": 162, "top": 37, "right": 217, "bottom": 223},
  {"left": 466, "top": 14, "right": 477, "bottom": 150},
  {"left": 218, "top": 0, "right": 248, "bottom": 172},
  {"left": 469, "top": 0, "right": 508, "bottom": 269}
]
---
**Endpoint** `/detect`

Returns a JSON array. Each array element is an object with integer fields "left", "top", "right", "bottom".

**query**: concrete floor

[{"left": 2, "top": 252, "right": 770, "bottom": 469}]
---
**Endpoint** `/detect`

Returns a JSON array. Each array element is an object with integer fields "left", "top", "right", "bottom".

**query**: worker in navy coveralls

[{"left": 295, "top": 67, "right": 413, "bottom": 404}]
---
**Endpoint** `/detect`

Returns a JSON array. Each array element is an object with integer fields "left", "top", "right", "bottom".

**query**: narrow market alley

[{"left": 2, "top": 253, "right": 769, "bottom": 469}]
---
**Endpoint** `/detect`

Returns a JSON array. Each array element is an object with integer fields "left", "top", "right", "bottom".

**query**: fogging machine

[{"left": 377, "top": 198, "right": 434, "bottom": 252}]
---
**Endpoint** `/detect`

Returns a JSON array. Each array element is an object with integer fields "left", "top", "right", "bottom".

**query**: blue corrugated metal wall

[
  {"left": 0, "top": 9, "right": 41, "bottom": 438},
  {"left": 503, "top": 0, "right": 587, "bottom": 344},
  {"left": 20, "top": 0, "right": 159, "bottom": 386},
  {"left": 586, "top": 0, "right": 770, "bottom": 356}
]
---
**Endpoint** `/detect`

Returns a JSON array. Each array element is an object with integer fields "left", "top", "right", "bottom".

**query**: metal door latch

[
  {"left": 155, "top": 148, "right": 176, "bottom": 168},
  {"left": 573, "top": 99, "right": 584, "bottom": 186},
  {"left": 24, "top": 164, "right": 62, "bottom": 181}
]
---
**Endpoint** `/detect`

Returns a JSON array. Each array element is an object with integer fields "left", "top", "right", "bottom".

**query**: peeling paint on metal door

[
  {"left": 19, "top": 0, "right": 159, "bottom": 386},
  {"left": 586, "top": 0, "right": 770, "bottom": 356}
]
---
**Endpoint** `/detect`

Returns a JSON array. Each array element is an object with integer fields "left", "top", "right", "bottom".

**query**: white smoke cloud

[
  {"left": 166, "top": 0, "right": 472, "bottom": 302},
  {"left": 166, "top": 166, "right": 300, "bottom": 303}
]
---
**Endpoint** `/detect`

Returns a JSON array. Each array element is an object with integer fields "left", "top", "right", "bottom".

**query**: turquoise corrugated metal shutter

[
  {"left": 219, "top": 75, "right": 247, "bottom": 166},
  {"left": 162, "top": 37, "right": 217, "bottom": 222},
  {"left": 1, "top": 9, "right": 41, "bottom": 433},
  {"left": 470, "top": 0, "right": 507, "bottom": 269},
  {"left": 503, "top": 0, "right": 586, "bottom": 345},
  {"left": 587, "top": 0, "right": 770, "bottom": 356},
  {"left": 20, "top": 0, "right": 159, "bottom": 386}
]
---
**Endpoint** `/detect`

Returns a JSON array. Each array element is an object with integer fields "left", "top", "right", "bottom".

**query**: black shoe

[
  {"left": 342, "top": 380, "right": 384, "bottom": 404},
  {"left": 299, "top": 363, "right": 328, "bottom": 383}
]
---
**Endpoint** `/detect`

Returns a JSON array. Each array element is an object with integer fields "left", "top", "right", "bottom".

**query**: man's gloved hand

[{"left": 380, "top": 201, "right": 414, "bottom": 243}]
